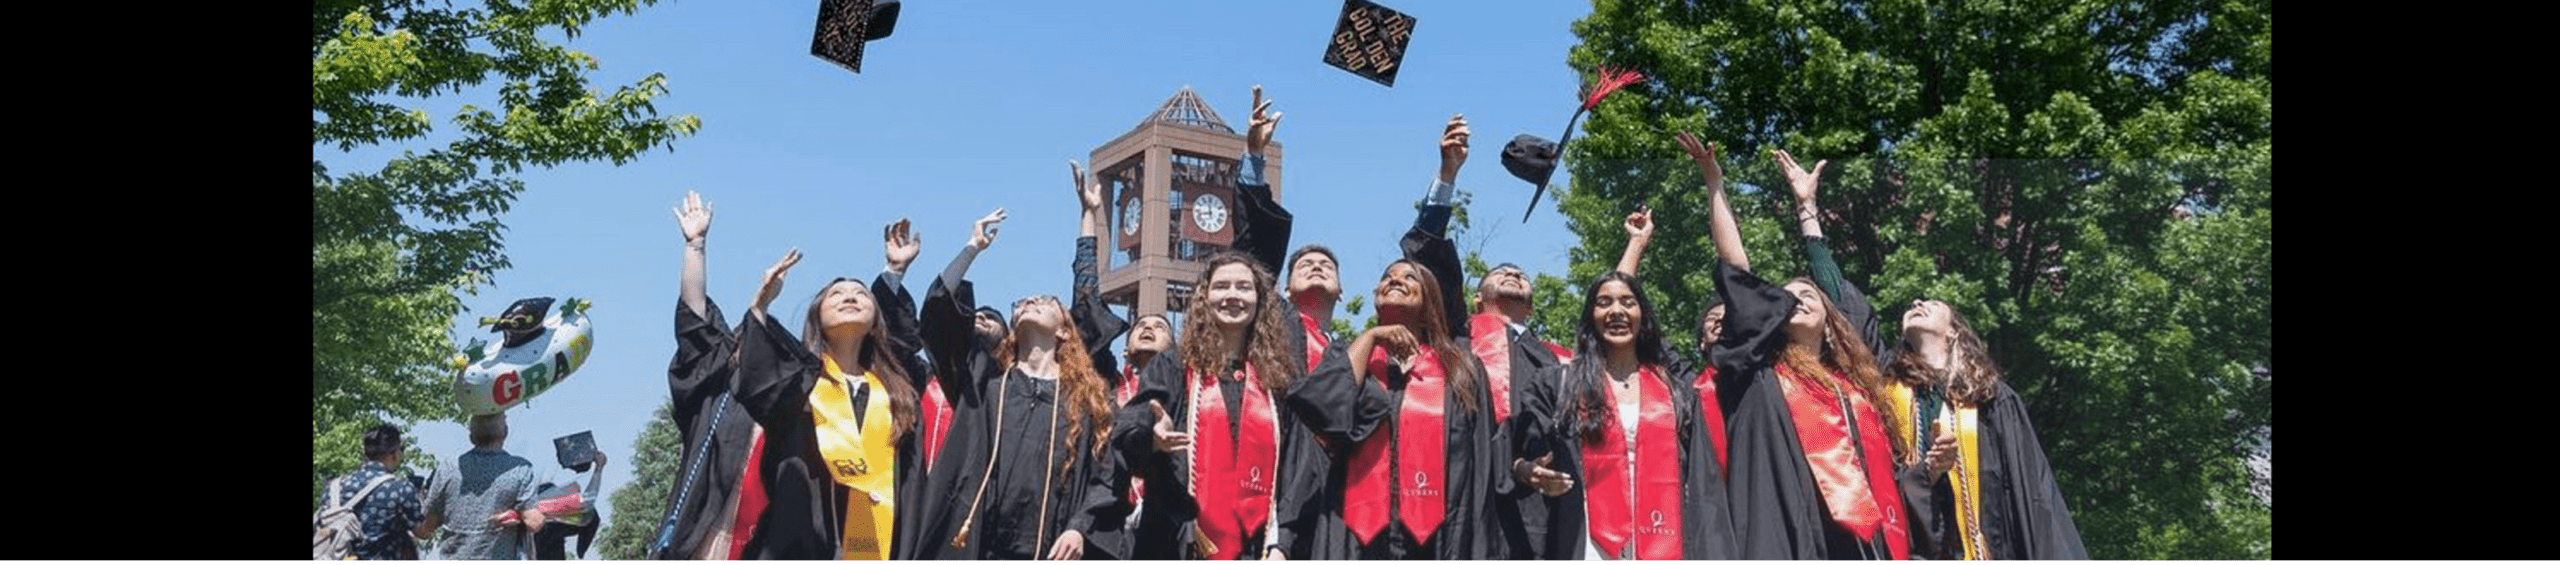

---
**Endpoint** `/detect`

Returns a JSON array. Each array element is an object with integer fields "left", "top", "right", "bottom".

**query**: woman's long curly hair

[
  {"left": 1371, "top": 259, "right": 1480, "bottom": 413},
  {"left": 1883, "top": 303, "right": 2002, "bottom": 463},
  {"left": 995, "top": 296, "right": 1115, "bottom": 474},
  {"left": 800, "top": 278, "right": 920, "bottom": 441},
  {"left": 1775, "top": 276, "right": 1895, "bottom": 460},
  {"left": 1178, "top": 251, "right": 1300, "bottom": 390},
  {"left": 1566, "top": 271, "right": 1677, "bottom": 445}
]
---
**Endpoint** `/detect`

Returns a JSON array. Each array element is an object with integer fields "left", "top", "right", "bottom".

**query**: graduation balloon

[{"left": 451, "top": 297, "right": 595, "bottom": 416}]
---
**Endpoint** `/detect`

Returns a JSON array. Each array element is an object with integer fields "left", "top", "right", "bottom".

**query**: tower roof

[{"left": 1135, "top": 86, "right": 1235, "bottom": 135}]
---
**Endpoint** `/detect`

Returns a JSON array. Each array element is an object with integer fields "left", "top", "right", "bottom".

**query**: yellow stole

[
  {"left": 1885, "top": 382, "right": 1987, "bottom": 560},
  {"left": 814, "top": 356, "right": 897, "bottom": 560}
]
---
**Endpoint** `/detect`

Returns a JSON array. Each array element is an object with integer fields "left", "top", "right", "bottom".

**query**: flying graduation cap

[
  {"left": 1322, "top": 0, "right": 1417, "bottom": 87},
  {"left": 1503, "top": 67, "right": 1647, "bottom": 222},
  {"left": 810, "top": 0, "right": 903, "bottom": 75}
]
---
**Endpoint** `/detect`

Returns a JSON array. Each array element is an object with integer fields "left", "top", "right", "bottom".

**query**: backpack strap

[{"left": 343, "top": 474, "right": 401, "bottom": 509}]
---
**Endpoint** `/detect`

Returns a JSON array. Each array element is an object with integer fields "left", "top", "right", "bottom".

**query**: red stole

[
  {"left": 921, "top": 379, "right": 953, "bottom": 465},
  {"left": 1298, "top": 311, "right": 1329, "bottom": 370},
  {"left": 1546, "top": 342, "right": 1575, "bottom": 364},
  {"left": 1691, "top": 366, "right": 1730, "bottom": 477},
  {"left": 1193, "top": 367, "right": 1279, "bottom": 560},
  {"left": 1344, "top": 347, "right": 1450, "bottom": 545},
  {"left": 1844, "top": 381, "right": 1912, "bottom": 560},
  {"left": 1582, "top": 366, "right": 1684, "bottom": 560},
  {"left": 726, "top": 430, "right": 770, "bottom": 560},
  {"left": 1772, "top": 364, "right": 1888, "bottom": 542},
  {"left": 1466, "top": 313, "right": 1517, "bottom": 424}
]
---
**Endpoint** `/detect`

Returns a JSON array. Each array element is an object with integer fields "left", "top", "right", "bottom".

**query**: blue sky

[{"left": 324, "top": 0, "right": 1609, "bottom": 543}]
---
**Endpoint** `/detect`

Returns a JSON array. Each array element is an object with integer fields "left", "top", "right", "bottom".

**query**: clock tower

[{"left": 1091, "top": 86, "right": 1281, "bottom": 325}]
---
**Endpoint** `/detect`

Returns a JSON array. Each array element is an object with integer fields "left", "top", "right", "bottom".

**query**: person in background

[
  {"left": 319, "top": 423, "right": 428, "bottom": 560},
  {"left": 420, "top": 413, "right": 548, "bottom": 559}
]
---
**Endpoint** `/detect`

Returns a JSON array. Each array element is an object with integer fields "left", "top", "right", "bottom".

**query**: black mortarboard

[
  {"left": 1508, "top": 67, "right": 1647, "bottom": 222},
  {"left": 553, "top": 430, "right": 598, "bottom": 472},
  {"left": 483, "top": 297, "right": 556, "bottom": 348},
  {"left": 810, "top": 0, "right": 902, "bottom": 75},
  {"left": 1322, "top": 0, "right": 1418, "bottom": 87}
]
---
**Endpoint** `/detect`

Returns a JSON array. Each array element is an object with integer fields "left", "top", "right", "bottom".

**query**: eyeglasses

[{"left": 1012, "top": 294, "right": 1061, "bottom": 309}]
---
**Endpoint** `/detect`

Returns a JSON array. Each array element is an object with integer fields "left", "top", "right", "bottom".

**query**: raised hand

[
  {"left": 1623, "top": 205, "right": 1654, "bottom": 243},
  {"left": 1247, "top": 85, "right": 1282, "bottom": 154},
  {"left": 1674, "top": 131, "right": 1722, "bottom": 191},
  {"left": 1774, "top": 149, "right": 1828, "bottom": 206},
  {"left": 754, "top": 248, "right": 803, "bottom": 314},
  {"left": 1438, "top": 113, "right": 1471, "bottom": 184},
  {"left": 1149, "top": 401, "right": 1192, "bottom": 453},
  {"left": 884, "top": 219, "right": 920, "bottom": 275},
  {"left": 1071, "top": 160, "right": 1105, "bottom": 212},
  {"left": 674, "top": 191, "right": 712, "bottom": 245},
  {"left": 969, "top": 208, "right": 1008, "bottom": 251}
]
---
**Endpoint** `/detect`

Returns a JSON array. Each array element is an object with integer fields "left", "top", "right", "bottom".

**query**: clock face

[
  {"left": 1121, "top": 197, "right": 1143, "bottom": 236},
  {"left": 1192, "top": 193, "right": 1229, "bottom": 233}
]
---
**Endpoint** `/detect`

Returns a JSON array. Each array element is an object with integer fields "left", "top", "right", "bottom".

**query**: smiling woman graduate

[{"left": 730, "top": 236, "right": 931, "bottom": 560}]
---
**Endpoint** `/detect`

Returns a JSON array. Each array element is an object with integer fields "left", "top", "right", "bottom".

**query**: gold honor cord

[{"left": 1947, "top": 405, "right": 1987, "bottom": 560}]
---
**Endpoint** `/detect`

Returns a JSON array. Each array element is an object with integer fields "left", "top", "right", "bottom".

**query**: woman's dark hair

[
  {"left": 1566, "top": 271, "right": 1674, "bottom": 445},
  {"left": 800, "top": 278, "right": 921, "bottom": 441},
  {"left": 1885, "top": 303, "right": 2004, "bottom": 464},
  {"left": 1371, "top": 259, "right": 1480, "bottom": 413},
  {"left": 1179, "top": 251, "right": 1300, "bottom": 390}
]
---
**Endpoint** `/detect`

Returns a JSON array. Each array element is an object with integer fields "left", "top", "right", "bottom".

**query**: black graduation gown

[
  {"left": 1907, "top": 382, "right": 2087, "bottom": 560},
  {"left": 1295, "top": 338, "right": 1501, "bottom": 560},
  {"left": 1108, "top": 347, "right": 1358, "bottom": 559},
  {"left": 904, "top": 249, "right": 1011, "bottom": 560},
  {"left": 1515, "top": 358, "right": 1739, "bottom": 560},
  {"left": 731, "top": 272, "right": 932, "bottom": 560},
  {"left": 1070, "top": 236, "right": 1142, "bottom": 560},
  {"left": 957, "top": 368, "right": 1122, "bottom": 560},
  {"left": 652, "top": 297, "right": 757, "bottom": 560},
  {"left": 1712, "top": 261, "right": 1902, "bottom": 560}
]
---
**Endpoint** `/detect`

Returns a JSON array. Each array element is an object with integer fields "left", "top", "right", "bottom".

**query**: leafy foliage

[
  {"left": 1554, "top": 0, "right": 2270, "bottom": 558},
  {"left": 313, "top": 0, "right": 698, "bottom": 507},
  {"left": 597, "top": 399, "right": 685, "bottom": 560}
]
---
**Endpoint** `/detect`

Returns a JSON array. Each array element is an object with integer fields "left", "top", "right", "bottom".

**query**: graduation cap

[
  {"left": 554, "top": 430, "right": 599, "bottom": 472},
  {"left": 1322, "top": 0, "right": 1417, "bottom": 87},
  {"left": 810, "top": 0, "right": 902, "bottom": 75},
  {"left": 1506, "top": 67, "right": 1647, "bottom": 222},
  {"left": 482, "top": 297, "right": 556, "bottom": 347}
]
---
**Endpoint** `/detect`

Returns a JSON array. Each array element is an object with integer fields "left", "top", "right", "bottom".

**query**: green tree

[
  {"left": 1554, "top": 0, "right": 2269, "bottom": 558},
  {"left": 313, "top": 0, "right": 699, "bottom": 506},
  {"left": 597, "top": 399, "right": 685, "bottom": 560}
]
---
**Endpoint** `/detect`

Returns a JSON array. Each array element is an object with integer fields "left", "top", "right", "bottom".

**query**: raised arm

[
  {"left": 1678, "top": 131, "right": 1748, "bottom": 271},
  {"left": 1402, "top": 113, "right": 1469, "bottom": 333},
  {"left": 1232, "top": 85, "right": 1296, "bottom": 271},
  {"left": 1615, "top": 206, "right": 1654, "bottom": 276},
  {"left": 675, "top": 191, "right": 714, "bottom": 319},
  {"left": 1776, "top": 149, "right": 1846, "bottom": 299},
  {"left": 1070, "top": 161, "right": 1128, "bottom": 373},
  {"left": 876, "top": 219, "right": 930, "bottom": 387},
  {"left": 921, "top": 210, "right": 1007, "bottom": 397}
]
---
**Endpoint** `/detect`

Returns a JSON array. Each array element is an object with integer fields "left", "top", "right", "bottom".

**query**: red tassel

[{"left": 1581, "top": 67, "right": 1646, "bottom": 110}]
